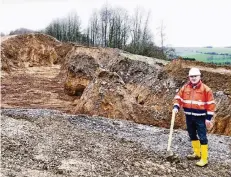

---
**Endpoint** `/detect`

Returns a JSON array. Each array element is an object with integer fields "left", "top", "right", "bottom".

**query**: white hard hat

[{"left": 188, "top": 68, "right": 201, "bottom": 76}]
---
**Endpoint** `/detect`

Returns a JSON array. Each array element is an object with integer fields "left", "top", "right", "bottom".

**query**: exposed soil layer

[{"left": 1, "top": 33, "right": 231, "bottom": 177}]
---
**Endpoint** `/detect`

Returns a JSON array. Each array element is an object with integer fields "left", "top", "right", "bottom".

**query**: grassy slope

[{"left": 175, "top": 47, "right": 231, "bottom": 63}]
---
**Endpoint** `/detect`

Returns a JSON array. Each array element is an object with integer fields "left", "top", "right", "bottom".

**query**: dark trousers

[{"left": 186, "top": 115, "right": 208, "bottom": 145}]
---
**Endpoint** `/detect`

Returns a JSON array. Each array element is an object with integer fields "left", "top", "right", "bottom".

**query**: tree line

[
  {"left": 43, "top": 5, "right": 176, "bottom": 60},
  {"left": 5, "top": 5, "right": 176, "bottom": 60}
]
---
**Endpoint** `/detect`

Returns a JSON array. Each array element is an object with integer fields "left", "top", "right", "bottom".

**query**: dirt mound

[
  {"left": 166, "top": 58, "right": 231, "bottom": 76},
  {"left": 54, "top": 42, "right": 75, "bottom": 64},
  {"left": 63, "top": 51, "right": 174, "bottom": 128},
  {"left": 73, "top": 69, "right": 138, "bottom": 120},
  {"left": 59, "top": 45, "right": 122, "bottom": 73},
  {"left": 64, "top": 54, "right": 100, "bottom": 96},
  {"left": 1, "top": 33, "right": 73, "bottom": 72}
]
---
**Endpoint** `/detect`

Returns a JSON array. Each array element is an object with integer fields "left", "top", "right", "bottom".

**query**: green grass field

[
  {"left": 198, "top": 47, "right": 231, "bottom": 54},
  {"left": 186, "top": 54, "right": 231, "bottom": 62},
  {"left": 175, "top": 47, "right": 231, "bottom": 64}
]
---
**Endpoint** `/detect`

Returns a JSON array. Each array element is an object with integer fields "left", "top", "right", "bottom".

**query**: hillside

[{"left": 1, "top": 34, "right": 231, "bottom": 176}]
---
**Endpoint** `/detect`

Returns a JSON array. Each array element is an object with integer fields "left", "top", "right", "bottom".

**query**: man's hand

[
  {"left": 205, "top": 120, "right": 213, "bottom": 130},
  {"left": 172, "top": 108, "right": 178, "bottom": 114}
]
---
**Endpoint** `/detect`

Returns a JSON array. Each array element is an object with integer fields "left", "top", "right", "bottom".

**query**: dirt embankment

[
  {"left": 1, "top": 33, "right": 73, "bottom": 72},
  {"left": 62, "top": 52, "right": 231, "bottom": 135},
  {"left": 1, "top": 33, "right": 231, "bottom": 136}
]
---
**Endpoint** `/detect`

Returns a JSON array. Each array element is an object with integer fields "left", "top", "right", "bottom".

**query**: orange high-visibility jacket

[{"left": 173, "top": 80, "right": 215, "bottom": 120}]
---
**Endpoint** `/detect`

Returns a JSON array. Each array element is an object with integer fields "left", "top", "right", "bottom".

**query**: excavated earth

[{"left": 1, "top": 34, "right": 231, "bottom": 176}]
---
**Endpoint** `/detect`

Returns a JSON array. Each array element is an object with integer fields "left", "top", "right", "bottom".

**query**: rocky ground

[{"left": 1, "top": 108, "right": 231, "bottom": 177}]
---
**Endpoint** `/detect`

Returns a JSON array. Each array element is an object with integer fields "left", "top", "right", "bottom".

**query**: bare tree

[
  {"left": 141, "top": 10, "right": 153, "bottom": 53},
  {"left": 43, "top": 5, "right": 170, "bottom": 60},
  {"left": 157, "top": 20, "right": 176, "bottom": 59},
  {"left": 100, "top": 4, "right": 112, "bottom": 47},
  {"left": 88, "top": 10, "right": 100, "bottom": 46},
  {"left": 88, "top": 7, "right": 130, "bottom": 49},
  {"left": 121, "top": 11, "right": 130, "bottom": 49},
  {"left": 158, "top": 20, "right": 166, "bottom": 53},
  {"left": 130, "top": 7, "right": 144, "bottom": 52},
  {"left": 45, "top": 11, "right": 81, "bottom": 43},
  {"left": 66, "top": 11, "right": 81, "bottom": 42},
  {"left": 128, "top": 7, "right": 155, "bottom": 55},
  {"left": 108, "top": 7, "right": 130, "bottom": 48}
]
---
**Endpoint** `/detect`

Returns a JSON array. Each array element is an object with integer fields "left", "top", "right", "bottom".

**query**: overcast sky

[{"left": 1, "top": 0, "right": 231, "bottom": 47}]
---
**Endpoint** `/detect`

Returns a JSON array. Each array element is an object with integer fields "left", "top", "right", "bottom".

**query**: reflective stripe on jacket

[{"left": 173, "top": 80, "right": 215, "bottom": 120}]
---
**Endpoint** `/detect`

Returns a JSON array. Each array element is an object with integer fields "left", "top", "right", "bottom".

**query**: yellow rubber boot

[
  {"left": 187, "top": 140, "right": 201, "bottom": 160},
  {"left": 196, "top": 144, "right": 208, "bottom": 167}
]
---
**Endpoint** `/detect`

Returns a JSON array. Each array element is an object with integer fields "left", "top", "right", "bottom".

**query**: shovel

[{"left": 166, "top": 110, "right": 176, "bottom": 157}]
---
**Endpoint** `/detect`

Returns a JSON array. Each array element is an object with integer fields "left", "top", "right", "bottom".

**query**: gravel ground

[{"left": 1, "top": 108, "right": 231, "bottom": 177}]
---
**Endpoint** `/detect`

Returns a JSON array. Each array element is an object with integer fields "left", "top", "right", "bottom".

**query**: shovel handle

[{"left": 167, "top": 110, "right": 176, "bottom": 151}]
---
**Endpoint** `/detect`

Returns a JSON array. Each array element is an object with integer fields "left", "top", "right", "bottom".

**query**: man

[{"left": 173, "top": 67, "right": 215, "bottom": 167}]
